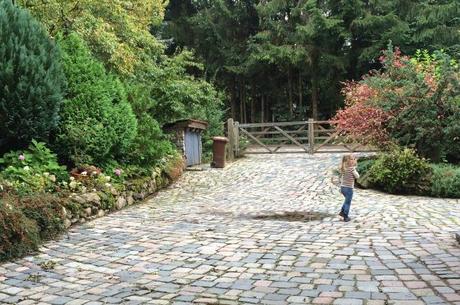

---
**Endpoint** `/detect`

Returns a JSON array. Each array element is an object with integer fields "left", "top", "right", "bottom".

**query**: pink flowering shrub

[{"left": 334, "top": 45, "right": 460, "bottom": 162}]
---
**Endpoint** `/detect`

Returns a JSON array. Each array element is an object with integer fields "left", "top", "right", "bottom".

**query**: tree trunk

[
  {"left": 239, "top": 81, "right": 244, "bottom": 123},
  {"left": 311, "top": 77, "right": 319, "bottom": 120},
  {"left": 230, "top": 78, "right": 236, "bottom": 120},
  {"left": 288, "top": 68, "right": 293, "bottom": 116},
  {"left": 261, "top": 95, "right": 265, "bottom": 123},
  {"left": 242, "top": 85, "right": 247, "bottom": 123},
  {"left": 250, "top": 85, "right": 255, "bottom": 123},
  {"left": 311, "top": 50, "right": 319, "bottom": 120},
  {"left": 298, "top": 72, "right": 302, "bottom": 116}
]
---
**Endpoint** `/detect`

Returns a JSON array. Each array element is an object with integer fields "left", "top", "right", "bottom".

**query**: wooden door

[{"left": 185, "top": 129, "right": 201, "bottom": 166}]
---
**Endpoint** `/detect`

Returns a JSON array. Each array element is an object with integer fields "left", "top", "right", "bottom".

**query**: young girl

[{"left": 339, "top": 155, "right": 360, "bottom": 222}]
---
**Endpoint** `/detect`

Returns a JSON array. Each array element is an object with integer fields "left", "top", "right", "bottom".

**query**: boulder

[
  {"left": 64, "top": 219, "right": 72, "bottom": 229},
  {"left": 133, "top": 192, "right": 145, "bottom": 200},
  {"left": 81, "top": 192, "right": 101, "bottom": 206},
  {"left": 116, "top": 197, "right": 126, "bottom": 210},
  {"left": 84, "top": 207, "right": 92, "bottom": 217}
]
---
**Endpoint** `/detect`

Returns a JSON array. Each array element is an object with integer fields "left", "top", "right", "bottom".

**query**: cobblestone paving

[{"left": 1, "top": 154, "right": 460, "bottom": 305}]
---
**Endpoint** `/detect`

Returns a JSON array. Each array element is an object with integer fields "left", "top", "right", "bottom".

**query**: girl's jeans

[{"left": 340, "top": 186, "right": 353, "bottom": 217}]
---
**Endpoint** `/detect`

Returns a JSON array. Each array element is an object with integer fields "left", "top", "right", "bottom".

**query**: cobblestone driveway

[{"left": 1, "top": 154, "right": 459, "bottom": 305}]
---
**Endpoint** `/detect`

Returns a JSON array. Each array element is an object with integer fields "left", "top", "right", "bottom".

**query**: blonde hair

[{"left": 340, "top": 154, "right": 354, "bottom": 173}]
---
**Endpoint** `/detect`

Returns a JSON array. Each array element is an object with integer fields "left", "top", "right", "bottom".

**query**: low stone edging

[{"left": 61, "top": 156, "right": 185, "bottom": 229}]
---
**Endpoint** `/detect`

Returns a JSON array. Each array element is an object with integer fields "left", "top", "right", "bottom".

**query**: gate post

[
  {"left": 226, "top": 118, "right": 235, "bottom": 161},
  {"left": 308, "top": 118, "right": 315, "bottom": 154}
]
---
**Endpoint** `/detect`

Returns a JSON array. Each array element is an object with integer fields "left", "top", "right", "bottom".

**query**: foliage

[
  {"left": 150, "top": 51, "right": 224, "bottom": 155},
  {"left": 430, "top": 164, "right": 460, "bottom": 198},
  {"left": 0, "top": 141, "right": 68, "bottom": 195},
  {"left": 0, "top": 0, "right": 66, "bottom": 153},
  {"left": 18, "top": 0, "right": 167, "bottom": 76},
  {"left": 18, "top": 194, "right": 65, "bottom": 239},
  {"left": 124, "top": 82, "right": 175, "bottom": 167},
  {"left": 334, "top": 82, "right": 393, "bottom": 146},
  {"left": 366, "top": 148, "right": 432, "bottom": 195},
  {"left": 55, "top": 33, "right": 137, "bottom": 166},
  {"left": 0, "top": 197, "right": 41, "bottom": 261},
  {"left": 164, "top": 0, "right": 460, "bottom": 122},
  {"left": 334, "top": 46, "right": 460, "bottom": 162}
]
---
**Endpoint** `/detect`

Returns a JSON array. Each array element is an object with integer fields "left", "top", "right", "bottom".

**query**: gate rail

[{"left": 225, "top": 119, "right": 376, "bottom": 159}]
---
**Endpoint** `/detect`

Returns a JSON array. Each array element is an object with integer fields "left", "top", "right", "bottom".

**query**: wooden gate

[{"left": 225, "top": 119, "right": 375, "bottom": 156}]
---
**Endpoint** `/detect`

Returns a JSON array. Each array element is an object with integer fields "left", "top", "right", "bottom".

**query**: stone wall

[{"left": 62, "top": 156, "right": 185, "bottom": 229}]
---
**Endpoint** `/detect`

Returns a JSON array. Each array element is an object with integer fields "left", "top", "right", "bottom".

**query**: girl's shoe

[
  {"left": 339, "top": 211, "right": 345, "bottom": 218},
  {"left": 344, "top": 217, "right": 351, "bottom": 222}
]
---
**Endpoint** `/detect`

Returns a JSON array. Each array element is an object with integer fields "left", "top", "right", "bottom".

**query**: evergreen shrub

[
  {"left": 0, "top": 0, "right": 65, "bottom": 153},
  {"left": 56, "top": 33, "right": 137, "bottom": 166}
]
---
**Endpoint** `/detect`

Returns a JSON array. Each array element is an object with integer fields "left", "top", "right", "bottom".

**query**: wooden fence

[{"left": 225, "top": 118, "right": 375, "bottom": 159}]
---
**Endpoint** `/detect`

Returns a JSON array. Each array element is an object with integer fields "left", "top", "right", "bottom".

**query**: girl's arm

[{"left": 352, "top": 167, "right": 360, "bottom": 179}]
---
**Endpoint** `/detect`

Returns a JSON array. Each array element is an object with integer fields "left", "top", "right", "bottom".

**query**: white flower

[
  {"left": 70, "top": 177, "right": 75, "bottom": 181},
  {"left": 81, "top": 171, "right": 88, "bottom": 176},
  {"left": 105, "top": 176, "right": 111, "bottom": 182},
  {"left": 49, "top": 175, "right": 56, "bottom": 182},
  {"left": 91, "top": 171, "right": 98, "bottom": 176},
  {"left": 23, "top": 166, "right": 30, "bottom": 171},
  {"left": 104, "top": 182, "right": 112, "bottom": 188},
  {"left": 69, "top": 181, "right": 77, "bottom": 189},
  {"left": 43, "top": 172, "right": 50, "bottom": 177}
]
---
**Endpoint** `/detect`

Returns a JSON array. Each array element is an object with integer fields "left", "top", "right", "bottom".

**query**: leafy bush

[
  {"left": 367, "top": 148, "right": 432, "bottom": 194},
  {"left": 430, "top": 164, "right": 460, "bottom": 198},
  {"left": 355, "top": 156, "right": 376, "bottom": 188},
  {"left": 18, "top": 195, "right": 65, "bottom": 239},
  {"left": 55, "top": 33, "right": 137, "bottom": 166},
  {"left": 0, "top": 198, "right": 41, "bottom": 261},
  {"left": 334, "top": 46, "right": 460, "bottom": 162},
  {"left": 150, "top": 51, "right": 224, "bottom": 155},
  {"left": 0, "top": 140, "right": 68, "bottom": 194},
  {"left": 0, "top": 0, "right": 66, "bottom": 153},
  {"left": 125, "top": 82, "right": 175, "bottom": 166},
  {"left": 0, "top": 193, "right": 65, "bottom": 261}
]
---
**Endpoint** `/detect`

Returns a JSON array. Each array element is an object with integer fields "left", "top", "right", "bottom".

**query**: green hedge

[
  {"left": 356, "top": 152, "right": 460, "bottom": 198},
  {"left": 430, "top": 164, "right": 460, "bottom": 198}
]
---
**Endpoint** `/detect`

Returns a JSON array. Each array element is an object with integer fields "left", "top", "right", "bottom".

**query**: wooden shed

[{"left": 164, "top": 119, "right": 208, "bottom": 167}]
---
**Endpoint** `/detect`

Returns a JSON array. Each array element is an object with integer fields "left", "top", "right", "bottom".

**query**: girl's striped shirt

[{"left": 341, "top": 167, "right": 360, "bottom": 188}]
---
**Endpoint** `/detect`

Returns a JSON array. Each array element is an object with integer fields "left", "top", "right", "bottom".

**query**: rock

[
  {"left": 133, "top": 192, "right": 145, "bottom": 200},
  {"left": 80, "top": 192, "right": 101, "bottom": 206},
  {"left": 79, "top": 218, "right": 86, "bottom": 224},
  {"left": 148, "top": 182, "right": 156, "bottom": 193},
  {"left": 64, "top": 219, "right": 72, "bottom": 229},
  {"left": 116, "top": 197, "right": 126, "bottom": 210},
  {"left": 97, "top": 210, "right": 105, "bottom": 217},
  {"left": 72, "top": 195, "right": 86, "bottom": 205},
  {"left": 62, "top": 207, "right": 67, "bottom": 219},
  {"left": 71, "top": 218, "right": 79, "bottom": 224},
  {"left": 127, "top": 195, "right": 134, "bottom": 206},
  {"left": 456, "top": 232, "right": 460, "bottom": 244},
  {"left": 84, "top": 207, "right": 92, "bottom": 217},
  {"left": 110, "top": 187, "right": 119, "bottom": 196}
]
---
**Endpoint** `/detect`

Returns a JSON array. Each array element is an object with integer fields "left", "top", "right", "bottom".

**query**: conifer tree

[{"left": 0, "top": 0, "right": 65, "bottom": 153}]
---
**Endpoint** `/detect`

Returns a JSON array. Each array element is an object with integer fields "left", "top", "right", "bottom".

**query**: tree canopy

[{"left": 165, "top": 0, "right": 460, "bottom": 121}]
